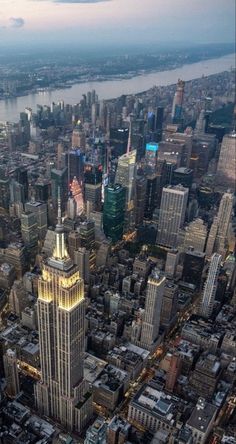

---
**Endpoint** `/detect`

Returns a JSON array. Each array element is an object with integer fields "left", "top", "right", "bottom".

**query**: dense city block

[{"left": 0, "top": 58, "right": 235, "bottom": 444}]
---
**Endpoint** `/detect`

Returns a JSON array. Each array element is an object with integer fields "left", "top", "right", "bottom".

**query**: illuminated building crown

[{"left": 48, "top": 188, "right": 73, "bottom": 271}]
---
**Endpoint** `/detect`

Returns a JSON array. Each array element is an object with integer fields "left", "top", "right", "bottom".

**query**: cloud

[
  {"left": 9, "top": 17, "right": 25, "bottom": 28},
  {"left": 50, "top": 0, "right": 111, "bottom": 3}
]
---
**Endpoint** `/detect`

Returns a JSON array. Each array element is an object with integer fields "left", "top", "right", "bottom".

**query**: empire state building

[{"left": 35, "top": 196, "right": 92, "bottom": 432}]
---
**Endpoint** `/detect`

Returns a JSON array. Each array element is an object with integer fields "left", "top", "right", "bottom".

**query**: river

[{"left": 0, "top": 52, "right": 235, "bottom": 123}]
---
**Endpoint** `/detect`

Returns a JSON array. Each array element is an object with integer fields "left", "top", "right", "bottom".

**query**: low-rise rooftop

[{"left": 187, "top": 397, "right": 218, "bottom": 433}]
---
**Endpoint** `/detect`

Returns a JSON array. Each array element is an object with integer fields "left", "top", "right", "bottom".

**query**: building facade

[
  {"left": 199, "top": 253, "right": 222, "bottom": 318},
  {"left": 216, "top": 133, "right": 236, "bottom": 192},
  {"left": 103, "top": 184, "right": 126, "bottom": 243},
  {"left": 115, "top": 150, "right": 136, "bottom": 232},
  {"left": 157, "top": 185, "right": 188, "bottom": 248},
  {"left": 140, "top": 269, "right": 166, "bottom": 350},
  {"left": 35, "top": 199, "right": 92, "bottom": 432}
]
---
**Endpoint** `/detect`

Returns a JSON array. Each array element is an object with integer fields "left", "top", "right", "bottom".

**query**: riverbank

[
  {"left": 0, "top": 52, "right": 234, "bottom": 123},
  {"left": 1, "top": 52, "right": 234, "bottom": 102}
]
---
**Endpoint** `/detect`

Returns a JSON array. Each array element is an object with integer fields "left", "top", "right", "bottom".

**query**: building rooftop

[
  {"left": 174, "top": 167, "right": 193, "bottom": 174},
  {"left": 108, "top": 346, "right": 143, "bottom": 367},
  {"left": 125, "top": 342, "right": 150, "bottom": 361},
  {"left": 0, "top": 262, "right": 14, "bottom": 274},
  {"left": 0, "top": 323, "right": 39, "bottom": 357},
  {"left": 93, "top": 364, "right": 128, "bottom": 392},
  {"left": 181, "top": 317, "right": 223, "bottom": 347},
  {"left": 26, "top": 200, "right": 45, "bottom": 207},
  {"left": 131, "top": 382, "right": 189, "bottom": 425},
  {"left": 22, "top": 341, "right": 39, "bottom": 355},
  {"left": 84, "top": 353, "right": 107, "bottom": 384},
  {"left": 25, "top": 415, "right": 55, "bottom": 438},
  {"left": 86, "top": 417, "right": 107, "bottom": 439},
  {"left": 185, "top": 249, "right": 206, "bottom": 258},
  {"left": 3, "top": 400, "right": 30, "bottom": 424},
  {"left": 187, "top": 397, "right": 217, "bottom": 433},
  {"left": 151, "top": 429, "right": 170, "bottom": 443},
  {"left": 176, "top": 339, "right": 200, "bottom": 359},
  {"left": 221, "top": 435, "right": 236, "bottom": 444},
  {"left": 195, "top": 353, "right": 221, "bottom": 376},
  {"left": 108, "top": 415, "right": 130, "bottom": 434}
]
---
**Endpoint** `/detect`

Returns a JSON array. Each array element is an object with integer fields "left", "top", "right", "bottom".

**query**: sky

[{"left": 0, "top": 0, "right": 235, "bottom": 50}]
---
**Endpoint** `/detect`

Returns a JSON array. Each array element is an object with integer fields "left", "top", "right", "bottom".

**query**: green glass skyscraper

[{"left": 103, "top": 184, "right": 126, "bottom": 243}]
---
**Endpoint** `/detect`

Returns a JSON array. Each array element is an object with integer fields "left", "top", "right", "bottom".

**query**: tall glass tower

[
  {"left": 35, "top": 194, "right": 92, "bottom": 432},
  {"left": 115, "top": 150, "right": 136, "bottom": 232},
  {"left": 103, "top": 184, "right": 126, "bottom": 243}
]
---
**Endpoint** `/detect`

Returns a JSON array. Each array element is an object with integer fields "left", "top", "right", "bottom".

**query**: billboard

[{"left": 146, "top": 142, "right": 159, "bottom": 152}]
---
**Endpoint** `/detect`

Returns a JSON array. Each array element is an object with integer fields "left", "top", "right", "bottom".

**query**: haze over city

[{"left": 0, "top": 0, "right": 235, "bottom": 50}]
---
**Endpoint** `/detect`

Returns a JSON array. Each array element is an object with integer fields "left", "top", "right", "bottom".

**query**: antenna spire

[
  {"left": 52, "top": 186, "right": 68, "bottom": 260},
  {"left": 127, "top": 118, "right": 132, "bottom": 154},
  {"left": 57, "top": 186, "right": 63, "bottom": 229}
]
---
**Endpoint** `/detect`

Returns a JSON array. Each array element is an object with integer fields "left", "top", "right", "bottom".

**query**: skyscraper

[
  {"left": 66, "top": 149, "right": 84, "bottom": 184},
  {"left": 216, "top": 133, "right": 236, "bottom": 192},
  {"left": 51, "top": 168, "right": 68, "bottom": 212},
  {"left": 15, "top": 167, "right": 29, "bottom": 202},
  {"left": 184, "top": 218, "right": 207, "bottom": 252},
  {"left": 171, "top": 79, "right": 185, "bottom": 124},
  {"left": 3, "top": 349, "right": 20, "bottom": 397},
  {"left": 109, "top": 127, "right": 129, "bottom": 157},
  {"left": 144, "top": 173, "right": 159, "bottom": 220},
  {"left": 195, "top": 109, "right": 207, "bottom": 134},
  {"left": 20, "top": 211, "right": 38, "bottom": 248},
  {"left": 160, "top": 280, "right": 178, "bottom": 330},
  {"left": 115, "top": 150, "right": 136, "bottom": 232},
  {"left": 214, "top": 192, "right": 233, "bottom": 257},
  {"left": 158, "top": 140, "right": 183, "bottom": 168},
  {"left": 10, "top": 179, "right": 25, "bottom": 206},
  {"left": 0, "top": 169, "right": 10, "bottom": 210},
  {"left": 135, "top": 176, "right": 147, "bottom": 227},
  {"left": 25, "top": 200, "right": 48, "bottom": 241},
  {"left": 205, "top": 192, "right": 233, "bottom": 258},
  {"left": 74, "top": 247, "right": 90, "bottom": 283},
  {"left": 2, "top": 243, "right": 27, "bottom": 279},
  {"left": 68, "top": 230, "right": 80, "bottom": 260},
  {"left": 171, "top": 132, "right": 193, "bottom": 168},
  {"left": 78, "top": 220, "right": 96, "bottom": 270},
  {"left": 56, "top": 143, "right": 64, "bottom": 170},
  {"left": 199, "top": 253, "right": 222, "bottom": 318},
  {"left": 171, "top": 167, "right": 193, "bottom": 188},
  {"left": 34, "top": 179, "right": 50, "bottom": 202},
  {"left": 103, "top": 184, "right": 126, "bottom": 243},
  {"left": 182, "top": 248, "right": 206, "bottom": 289},
  {"left": 165, "top": 249, "right": 179, "bottom": 278},
  {"left": 84, "top": 163, "right": 103, "bottom": 212},
  {"left": 165, "top": 353, "right": 182, "bottom": 392},
  {"left": 67, "top": 196, "right": 77, "bottom": 220},
  {"left": 70, "top": 176, "right": 84, "bottom": 216},
  {"left": 157, "top": 185, "right": 189, "bottom": 248},
  {"left": 205, "top": 216, "right": 218, "bottom": 258},
  {"left": 155, "top": 106, "right": 164, "bottom": 135},
  {"left": 72, "top": 125, "right": 86, "bottom": 151},
  {"left": 35, "top": 196, "right": 92, "bottom": 432},
  {"left": 145, "top": 142, "right": 158, "bottom": 170},
  {"left": 192, "top": 133, "right": 216, "bottom": 176},
  {"left": 140, "top": 269, "right": 166, "bottom": 350}
]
